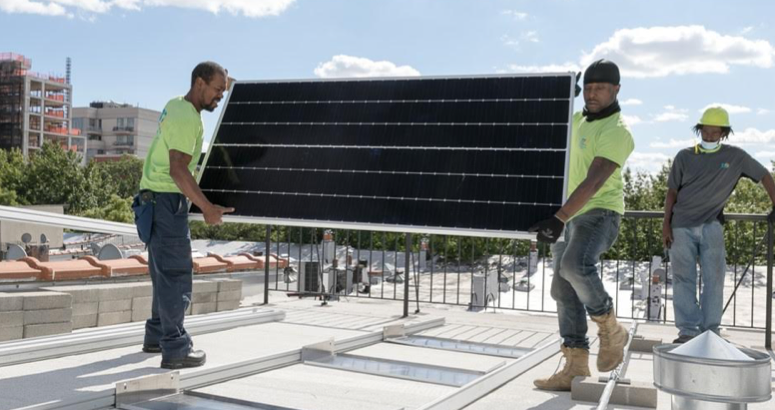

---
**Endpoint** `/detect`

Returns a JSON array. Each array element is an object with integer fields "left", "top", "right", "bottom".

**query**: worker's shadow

[
  {"left": 0, "top": 351, "right": 168, "bottom": 410},
  {"left": 525, "top": 393, "right": 578, "bottom": 410}
]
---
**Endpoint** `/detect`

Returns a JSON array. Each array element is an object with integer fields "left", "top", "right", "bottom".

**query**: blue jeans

[
  {"left": 550, "top": 209, "right": 621, "bottom": 349},
  {"left": 143, "top": 193, "right": 194, "bottom": 360},
  {"left": 669, "top": 221, "right": 726, "bottom": 337}
]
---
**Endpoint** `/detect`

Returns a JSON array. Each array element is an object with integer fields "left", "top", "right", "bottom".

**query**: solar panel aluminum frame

[{"left": 192, "top": 73, "right": 575, "bottom": 240}]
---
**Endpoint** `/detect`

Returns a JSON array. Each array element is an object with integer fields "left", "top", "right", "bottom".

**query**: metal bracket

[
  {"left": 383, "top": 323, "right": 406, "bottom": 339},
  {"left": 115, "top": 371, "right": 179, "bottom": 408},
  {"left": 598, "top": 376, "right": 631, "bottom": 385},
  {"left": 301, "top": 338, "right": 335, "bottom": 362}
]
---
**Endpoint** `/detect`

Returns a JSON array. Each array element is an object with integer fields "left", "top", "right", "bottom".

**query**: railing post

[
  {"left": 766, "top": 221, "right": 773, "bottom": 349},
  {"left": 264, "top": 225, "right": 271, "bottom": 305},
  {"left": 403, "top": 232, "right": 411, "bottom": 318}
]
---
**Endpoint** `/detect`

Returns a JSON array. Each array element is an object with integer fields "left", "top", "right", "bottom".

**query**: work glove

[{"left": 528, "top": 216, "right": 565, "bottom": 244}]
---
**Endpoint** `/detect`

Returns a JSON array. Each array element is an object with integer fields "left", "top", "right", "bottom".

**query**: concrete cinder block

[
  {"left": 131, "top": 309, "right": 151, "bottom": 322},
  {"left": 217, "top": 290, "right": 242, "bottom": 302},
  {"left": 24, "top": 308, "right": 73, "bottom": 325},
  {"left": 0, "top": 311, "right": 24, "bottom": 328},
  {"left": 73, "top": 314, "right": 98, "bottom": 329},
  {"left": 0, "top": 293, "right": 24, "bottom": 312},
  {"left": 97, "top": 311, "right": 132, "bottom": 327},
  {"left": 630, "top": 336, "right": 662, "bottom": 353},
  {"left": 22, "top": 292, "right": 72, "bottom": 310},
  {"left": 191, "top": 302, "right": 217, "bottom": 315},
  {"left": 216, "top": 300, "right": 240, "bottom": 312},
  {"left": 98, "top": 299, "right": 132, "bottom": 313},
  {"left": 571, "top": 377, "right": 657, "bottom": 408},
  {"left": 23, "top": 322, "right": 73, "bottom": 339},
  {"left": 97, "top": 284, "right": 137, "bottom": 301},
  {"left": 40, "top": 286, "right": 99, "bottom": 303},
  {"left": 209, "top": 278, "right": 242, "bottom": 292},
  {"left": 0, "top": 326, "right": 23, "bottom": 342},
  {"left": 192, "top": 292, "right": 217, "bottom": 304},
  {"left": 131, "top": 283, "right": 153, "bottom": 298},
  {"left": 132, "top": 296, "right": 152, "bottom": 311},
  {"left": 193, "top": 280, "right": 218, "bottom": 293},
  {"left": 72, "top": 302, "right": 99, "bottom": 316}
]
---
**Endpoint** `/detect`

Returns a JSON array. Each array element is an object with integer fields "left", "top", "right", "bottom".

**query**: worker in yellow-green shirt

[
  {"left": 529, "top": 60, "right": 634, "bottom": 391},
  {"left": 132, "top": 61, "right": 234, "bottom": 370}
]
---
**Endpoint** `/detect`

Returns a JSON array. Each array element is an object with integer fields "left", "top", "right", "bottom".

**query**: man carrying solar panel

[
  {"left": 528, "top": 59, "right": 634, "bottom": 391},
  {"left": 134, "top": 61, "right": 234, "bottom": 369}
]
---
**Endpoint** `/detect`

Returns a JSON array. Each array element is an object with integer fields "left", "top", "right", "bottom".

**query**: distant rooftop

[{"left": 89, "top": 101, "right": 136, "bottom": 109}]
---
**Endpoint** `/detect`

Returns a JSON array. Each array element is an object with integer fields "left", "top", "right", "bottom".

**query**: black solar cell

[{"left": 192, "top": 74, "right": 574, "bottom": 237}]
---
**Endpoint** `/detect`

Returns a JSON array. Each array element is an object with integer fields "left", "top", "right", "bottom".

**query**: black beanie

[{"left": 583, "top": 59, "right": 620, "bottom": 85}]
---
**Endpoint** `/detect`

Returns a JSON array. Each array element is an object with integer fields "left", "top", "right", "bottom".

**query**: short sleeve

[
  {"left": 668, "top": 153, "right": 683, "bottom": 190},
  {"left": 738, "top": 149, "right": 768, "bottom": 182},
  {"left": 162, "top": 112, "right": 198, "bottom": 156},
  {"left": 595, "top": 126, "right": 634, "bottom": 167}
]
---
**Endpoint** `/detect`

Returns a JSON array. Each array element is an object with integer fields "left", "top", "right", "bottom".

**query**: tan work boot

[
  {"left": 591, "top": 309, "right": 629, "bottom": 372},
  {"left": 533, "top": 345, "right": 591, "bottom": 391}
]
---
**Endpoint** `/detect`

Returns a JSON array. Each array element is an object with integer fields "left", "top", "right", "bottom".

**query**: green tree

[
  {"left": 87, "top": 155, "right": 144, "bottom": 198},
  {"left": 0, "top": 148, "right": 27, "bottom": 206},
  {"left": 80, "top": 194, "right": 134, "bottom": 223}
]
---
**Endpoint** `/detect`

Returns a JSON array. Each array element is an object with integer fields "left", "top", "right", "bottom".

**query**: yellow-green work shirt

[
  {"left": 567, "top": 111, "right": 634, "bottom": 218},
  {"left": 140, "top": 97, "right": 204, "bottom": 193}
]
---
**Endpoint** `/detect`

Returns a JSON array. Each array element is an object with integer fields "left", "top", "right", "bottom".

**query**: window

[
  {"left": 116, "top": 118, "right": 125, "bottom": 128},
  {"left": 127, "top": 118, "right": 135, "bottom": 128}
]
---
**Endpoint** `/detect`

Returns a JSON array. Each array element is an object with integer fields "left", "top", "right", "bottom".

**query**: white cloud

[
  {"left": 504, "top": 62, "right": 581, "bottom": 73},
  {"left": 626, "top": 152, "right": 671, "bottom": 173},
  {"left": 740, "top": 26, "right": 754, "bottom": 35},
  {"left": 522, "top": 31, "right": 539, "bottom": 43},
  {"left": 755, "top": 151, "right": 775, "bottom": 159},
  {"left": 314, "top": 55, "right": 421, "bottom": 79},
  {"left": 653, "top": 105, "right": 689, "bottom": 122},
  {"left": 654, "top": 112, "right": 688, "bottom": 122},
  {"left": 650, "top": 138, "right": 695, "bottom": 148},
  {"left": 0, "top": 0, "right": 296, "bottom": 17},
  {"left": 620, "top": 98, "right": 643, "bottom": 106},
  {"left": 0, "top": 0, "right": 69, "bottom": 15},
  {"left": 621, "top": 114, "right": 642, "bottom": 127},
  {"left": 757, "top": 108, "right": 770, "bottom": 115},
  {"left": 501, "top": 10, "right": 528, "bottom": 20},
  {"left": 580, "top": 25, "right": 775, "bottom": 78},
  {"left": 501, "top": 34, "right": 520, "bottom": 49},
  {"left": 732, "top": 127, "right": 775, "bottom": 144},
  {"left": 699, "top": 103, "right": 751, "bottom": 114}
]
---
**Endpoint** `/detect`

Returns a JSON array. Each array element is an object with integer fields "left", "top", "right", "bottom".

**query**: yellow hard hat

[{"left": 698, "top": 106, "right": 730, "bottom": 127}]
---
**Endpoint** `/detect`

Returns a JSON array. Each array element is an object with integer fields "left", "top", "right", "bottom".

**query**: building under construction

[{"left": 0, "top": 52, "right": 86, "bottom": 164}]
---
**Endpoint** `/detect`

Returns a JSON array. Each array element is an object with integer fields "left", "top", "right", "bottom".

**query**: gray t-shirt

[{"left": 668, "top": 145, "right": 767, "bottom": 228}]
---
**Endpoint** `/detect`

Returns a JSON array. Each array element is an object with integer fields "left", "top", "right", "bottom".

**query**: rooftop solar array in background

[{"left": 192, "top": 74, "right": 574, "bottom": 238}]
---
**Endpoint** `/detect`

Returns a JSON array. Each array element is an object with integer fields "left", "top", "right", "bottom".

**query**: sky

[{"left": 2, "top": 0, "right": 775, "bottom": 174}]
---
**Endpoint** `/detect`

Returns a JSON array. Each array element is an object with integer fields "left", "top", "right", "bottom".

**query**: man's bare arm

[
  {"left": 761, "top": 173, "right": 775, "bottom": 206},
  {"left": 169, "top": 149, "right": 234, "bottom": 225},
  {"left": 556, "top": 157, "right": 620, "bottom": 222}
]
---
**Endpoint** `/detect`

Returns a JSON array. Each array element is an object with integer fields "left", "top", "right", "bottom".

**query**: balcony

[
  {"left": 113, "top": 140, "right": 134, "bottom": 147},
  {"left": 112, "top": 126, "right": 134, "bottom": 134}
]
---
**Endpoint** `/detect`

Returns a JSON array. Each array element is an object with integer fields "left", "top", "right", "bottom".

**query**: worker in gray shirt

[{"left": 663, "top": 106, "right": 775, "bottom": 343}]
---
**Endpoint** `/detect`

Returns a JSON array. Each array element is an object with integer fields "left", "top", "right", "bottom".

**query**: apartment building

[
  {"left": 0, "top": 53, "right": 86, "bottom": 164},
  {"left": 73, "top": 101, "right": 159, "bottom": 161}
]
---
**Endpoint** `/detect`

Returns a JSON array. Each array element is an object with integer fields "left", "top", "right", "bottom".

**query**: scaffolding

[
  {"left": 0, "top": 52, "right": 84, "bottom": 160},
  {"left": 0, "top": 53, "right": 28, "bottom": 151}
]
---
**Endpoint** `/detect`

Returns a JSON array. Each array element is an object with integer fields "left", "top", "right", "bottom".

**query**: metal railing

[{"left": 260, "top": 211, "right": 773, "bottom": 348}]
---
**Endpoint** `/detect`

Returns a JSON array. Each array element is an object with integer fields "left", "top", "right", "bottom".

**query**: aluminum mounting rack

[{"left": 0, "top": 307, "right": 284, "bottom": 367}]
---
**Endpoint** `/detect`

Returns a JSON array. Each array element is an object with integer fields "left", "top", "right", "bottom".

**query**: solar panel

[{"left": 192, "top": 74, "right": 574, "bottom": 239}]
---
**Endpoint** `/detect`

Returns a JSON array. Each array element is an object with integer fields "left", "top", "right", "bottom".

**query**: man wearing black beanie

[{"left": 529, "top": 59, "right": 635, "bottom": 391}]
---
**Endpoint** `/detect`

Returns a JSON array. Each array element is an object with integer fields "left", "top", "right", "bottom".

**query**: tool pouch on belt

[{"left": 132, "top": 190, "right": 154, "bottom": 244}]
